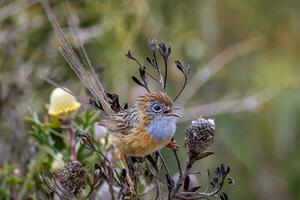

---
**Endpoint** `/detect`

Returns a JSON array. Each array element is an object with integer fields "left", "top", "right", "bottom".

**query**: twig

[
  {"left": 173, "top": 71, "right": 188, "bottom": 102},
  {"left": 157, "top": 151, "right": 171, "bottom": 179},
  {"left": 162, "top": 55, "right": 168, "bottom": 91},
  {"left": 60, "top": 118, "right": 77, "bottom": 160},
  {"left": 154, "top": 179, "right": 161, "bottom": 200},
  {"left": 170, "top": 152, "right": 213, "bottom": 199},
  {"left": 171, "top": 155, "right": 194, "bottom": 198},
  {"left": 138, "top": 184, "right": 158, "bottom": 198},
  {"left": 69, "top": 130, "right": 77, "bottom": 160},
  {"left": 174, "top": 194, "right": 209, "bottom": 200},
  {"left": 84, "top": 178, "right": 104, "bottom": 200},
  {"left": 80, "top": 138, "right": 111, "bottom": 163},
  {"left": 107, "top": 166, "right": 116, "bottom": 200},
  {"left": 127, "top": 51, "right": 160, "bottom": 83},
  {"left": 178, "top": 37, "right": 263, "bottom": 105},
  {"left": 146, "top": 164, "right": 171, "bottom": 187},
  {"left": 172, "top": 149, "right": 182, "bottom": 177}
]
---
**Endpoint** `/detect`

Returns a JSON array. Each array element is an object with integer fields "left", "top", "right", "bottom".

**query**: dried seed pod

[
  {"left": 57, "top": 160, "right": 87, "bottom": 198},
  {"left": 185, "top": 118, "right": 215, "bottom": 154}
]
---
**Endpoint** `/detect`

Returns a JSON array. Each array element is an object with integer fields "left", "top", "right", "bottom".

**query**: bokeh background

[{"left": 1, "top": 0, "right": 300, "bottom": 199}]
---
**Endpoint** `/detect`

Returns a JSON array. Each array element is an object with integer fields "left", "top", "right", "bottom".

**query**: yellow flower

[{"left": 48, "top": 88, "right": 81, "bottom": 116}]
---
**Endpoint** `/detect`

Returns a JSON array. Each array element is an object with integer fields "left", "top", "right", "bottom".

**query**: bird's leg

[
  {"left": 166, "top": 140, "right": 180, "bottom": 151},
  {"left": 119, "top": 157, "right": 137, "bottom": 196}
]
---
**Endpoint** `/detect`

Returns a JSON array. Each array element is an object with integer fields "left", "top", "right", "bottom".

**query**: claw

[
  {"left": 166, "top": 140, "right": 180, "bottom": 151},
  {"left": 120, "top": 159, "right": 137, "bottom": 196},
  {"left": 129, "top": 182, "right": 136, "bottom": 196}
]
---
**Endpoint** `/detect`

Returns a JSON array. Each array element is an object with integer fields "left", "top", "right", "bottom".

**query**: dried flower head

[
  {"left": 185, "top": 118, "right": 215, "bottom": 154},
  {"left": 57, "top": 160, "right": 86, "bottom": 197},
  {"left": 48, "top": 88, "right": 81, "bottom": 116}
]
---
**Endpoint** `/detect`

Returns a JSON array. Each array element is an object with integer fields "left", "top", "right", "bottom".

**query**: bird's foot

[
  {"left": 119, "top": 158, "right": 137, "bottom": 196},
  {"left": 129, "top": 182, "right": 137, "bottom": 196},
  {"left": 166, "top": 140, "right": 180, "bottom": 151}
]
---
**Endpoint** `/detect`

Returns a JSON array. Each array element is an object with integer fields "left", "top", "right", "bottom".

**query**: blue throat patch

[{"left": 146, "top": 116, "right": 176, "bottom": 141}]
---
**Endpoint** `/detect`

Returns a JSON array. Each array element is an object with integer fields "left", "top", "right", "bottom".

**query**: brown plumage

[
  {"left": 100, "top": 92, "right": 178, "bottom": 157},
  {"left": 137, "top": 92, "right": 174, "bottom": 108}
]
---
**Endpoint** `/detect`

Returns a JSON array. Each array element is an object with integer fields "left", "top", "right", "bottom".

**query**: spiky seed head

[
  {"left": 57, "top": 160, "right": 86, "bottom": 198},
  {"left": 185, "top": 118, "right": 215, "bottom": 154}
]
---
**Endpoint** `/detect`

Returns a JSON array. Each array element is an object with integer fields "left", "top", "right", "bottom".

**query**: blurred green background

[{"left": 1, "top": 0, "right": 300, "bottom": 199}]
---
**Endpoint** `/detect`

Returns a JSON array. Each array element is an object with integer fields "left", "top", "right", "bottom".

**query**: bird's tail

[{"left": 42, "top": 0, "right": 113, "bottom": 114}]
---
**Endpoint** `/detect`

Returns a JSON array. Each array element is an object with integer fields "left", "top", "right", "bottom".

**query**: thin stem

[
  {"left": 84, "top": 178, "right": 104, "bottom": 200},
  {"left": 146, "top": 71, "right": 160, "bottom": 83},
  {"left": 61, "top": 118, "right": 77, "bottom": 160},
  {"left": 172, "top": 149, "right": 182, "bottom": 177},
  {"left": 147, "top": 164, "right": 172, "bottom": 187},
  {"left": 70, "top": 130, "right": 77, "bottom": 160},
  {"left": 128, "top": 54, "right": 161, "bottom": 86},
  {"left": 113, "top": 168, "right": 122, "bottom": 186},
  {"left": 152, "top": 50, "right": 160, "bottom": 74},
  {"left": 90, "top": 144, "right": 111, "bottom": 163},
  {"left": 154, "top": 179, "right": 161, "bottom": 200},
  {"left": 170, "top": 152, "right": 214, "bottom": 198},
  {"left": 175, "top": 194, "right": 209, "bottom": 200},
  {"left": 138, "top": 185, "right": 157, "bottom": 197},
  {"left": 163, "top": 58, "right": 168, "bottom": 91},
  {"left": 174, "top": 155, "right": 195, "bottom": 193},
  {"left": 173, "top": 76, "right": 187, "bottom": 102},
  {"left": 152, "top": 50, "right": 164, "bottom": 88},
  {"left": 107, "top": 166, "right": 116, "bottom": 200},
  {"left": 132, "top": 56, "right": 160, "bottom": 82},
  {"left": 157, "top": 151, "right": 171, "bottom": 178}
]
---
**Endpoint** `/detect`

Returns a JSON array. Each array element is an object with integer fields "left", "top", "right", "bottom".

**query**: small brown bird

[{"left": 101, "top": 92, "right": 180, "bottom": 157}]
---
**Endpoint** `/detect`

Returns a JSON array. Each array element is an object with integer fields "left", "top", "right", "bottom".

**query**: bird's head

[{"left": 137, "top": 92, "right": 180, "bottom": 125}]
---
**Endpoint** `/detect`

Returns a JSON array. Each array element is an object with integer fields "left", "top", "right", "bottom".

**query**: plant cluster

[
  {"left": 30, "top": 106, "right": 234, "bottom": 200},
  {"left": 0, "top": 1, "right": 235, "bottom": 199}
]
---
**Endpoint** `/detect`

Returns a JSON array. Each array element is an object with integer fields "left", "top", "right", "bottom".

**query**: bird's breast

[
  {"left": 146, "top": 116, "right": 177, "bottom": 141},
  {"left": 109, "top": 116, "right": 177, "bottom": 157},
  {"left": 112, "top": 128, "right": 171, "bottom": 157}
]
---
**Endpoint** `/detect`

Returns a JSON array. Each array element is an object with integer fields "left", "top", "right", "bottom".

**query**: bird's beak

[
  {"left": 164, "top": 106, "right": 181, "bottom": 118},
  {"left": 173, "top": 106, "right": 181, "bottom": 110}
]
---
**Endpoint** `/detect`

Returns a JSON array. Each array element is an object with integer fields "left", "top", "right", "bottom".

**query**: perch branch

[{"left": 170, "top": 152, "right": 213, "bottom": 199}]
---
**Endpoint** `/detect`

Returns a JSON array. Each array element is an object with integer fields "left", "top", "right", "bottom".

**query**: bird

[{"left": 100, "top": 91, "right": 180, "bottom": 157}]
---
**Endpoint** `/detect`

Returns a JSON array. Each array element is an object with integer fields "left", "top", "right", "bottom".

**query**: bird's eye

[{"left": 152, "top": 103, "right": 163, "bottom": 112}]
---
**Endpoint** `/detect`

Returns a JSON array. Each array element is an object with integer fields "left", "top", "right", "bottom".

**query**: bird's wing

[{"left": 100, "top": 107, "right": 140, "bottom": 135}]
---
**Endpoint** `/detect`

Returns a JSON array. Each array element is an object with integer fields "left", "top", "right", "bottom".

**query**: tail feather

[
  {"left": 41, "top": 75, "right": 97, "bottom": 110},
  {"left": 42, "top": 0, "right": 113, "bottom": 114}
]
